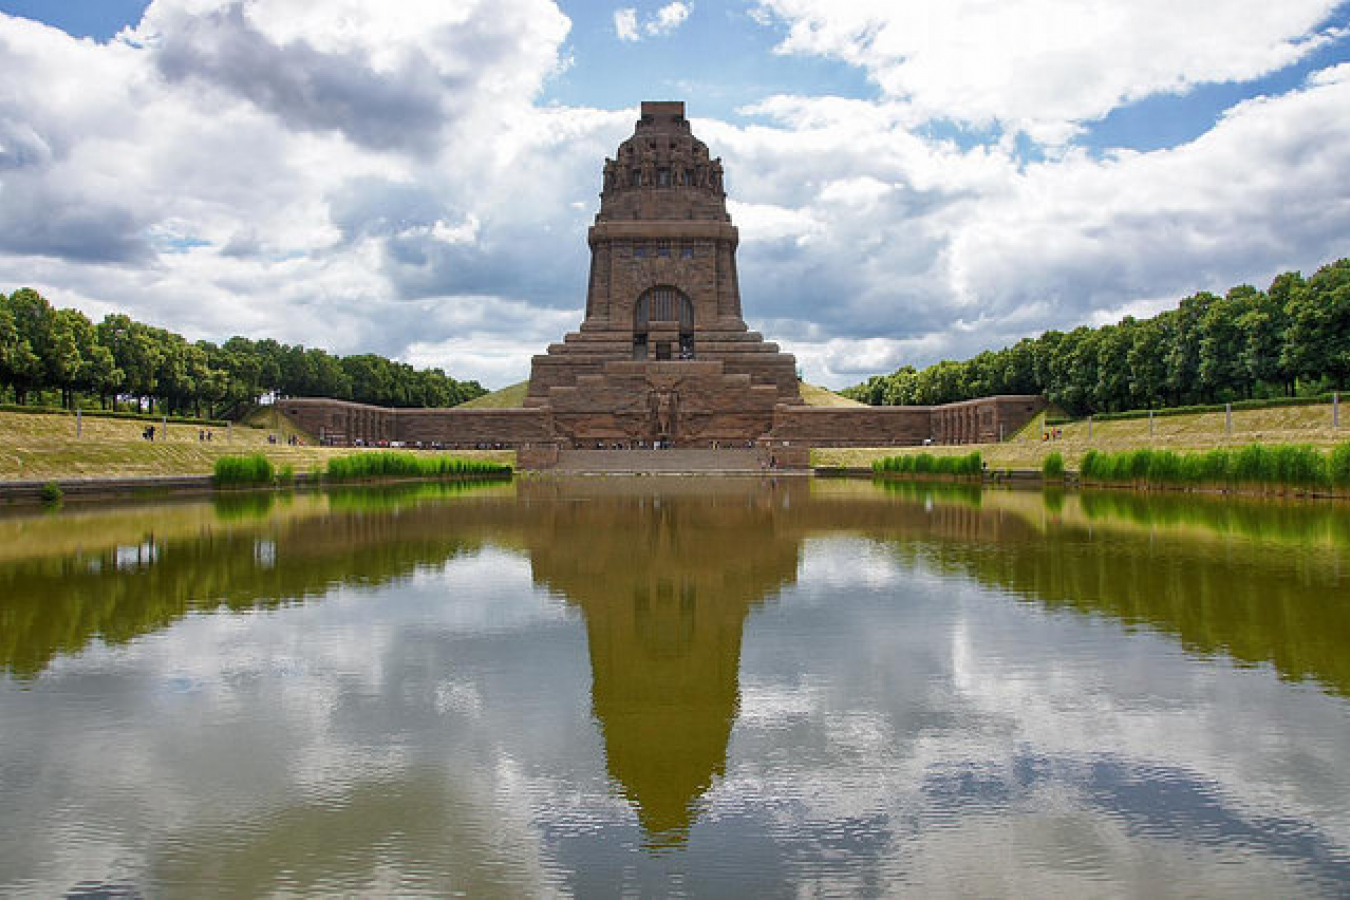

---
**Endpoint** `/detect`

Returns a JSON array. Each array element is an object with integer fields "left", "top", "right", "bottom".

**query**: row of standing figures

[{"left": 602, "top": 159, "right": 724, "bottom": 192}]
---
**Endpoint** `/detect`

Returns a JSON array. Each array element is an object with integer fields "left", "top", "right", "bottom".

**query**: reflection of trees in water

[
  {"left": 836, "top": 486, "right": 1350, "bottom": 697},
  {"left": 1077, "top": 489, "right": 1350, "bottom": 548},
  {"left": 3, "top": 476, "right": 1346, "bottom": 850},
  {"left": 0, "top": 484, "right": 509, "bottom": 679}
]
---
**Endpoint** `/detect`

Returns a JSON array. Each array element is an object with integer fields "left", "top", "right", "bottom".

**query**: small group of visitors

[{"left": 582, "top": 440, "right": 658, "bottom": 450}]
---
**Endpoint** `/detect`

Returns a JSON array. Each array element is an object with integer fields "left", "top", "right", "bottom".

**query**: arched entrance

[{"left": 633, "top": 286, "right": 694, "bottom": 361}]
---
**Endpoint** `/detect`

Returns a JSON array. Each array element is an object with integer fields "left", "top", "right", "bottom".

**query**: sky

[{"left": 0, "top": 1, "right": 1348, "bottom": 389}]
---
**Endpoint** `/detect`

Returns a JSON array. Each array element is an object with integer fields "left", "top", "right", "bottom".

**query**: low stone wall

[
  {"left": 930, "top": 395, "right": 1047, "bottom": 444},
  {"left": 276, "top": 399, "right": 550, "bottom": 448},
  {"left": 396, "top": 408, "right": 552, "bottom": 448},
  {"left": 771, "top": 406, "right": 932, "bottom": 447},
  {"left": 771, "top": 395, "right": 1045, "bottom": 448},
  {"left": 276, "top": 398, "right": 395, "bottom": 445},
  {"left": 276, "top": 392, "right": 1046, "bottom": 465}
]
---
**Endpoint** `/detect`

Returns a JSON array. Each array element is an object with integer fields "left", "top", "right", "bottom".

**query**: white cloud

[
  {"left": 647, "top": 1, "right": 692, "bottom": 37},
  {"left": 753, "top": 0, "right": 1344, "bottom": 144},
  {"left": 711, "top": 61, "right": 1350, "bottom": 385},
  {"left": 2, "top": 1, "right": 1349, "bottom": 391},
  {"left": 613, "top": 7, "right": 638, "bottom": 42},
  {"left": 612, "top": 2, "right": 692, "bottom": 42},
  {"left": 0, "top": 1, "right": 625, "bottom": 386}
]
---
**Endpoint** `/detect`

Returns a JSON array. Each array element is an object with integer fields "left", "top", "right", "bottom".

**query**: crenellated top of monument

[
  {"left": 597, "top": 100, "right": 731, "bottom": 223},
  {"left": 637, "top": 100, "right": 688, "bottom": 128}
]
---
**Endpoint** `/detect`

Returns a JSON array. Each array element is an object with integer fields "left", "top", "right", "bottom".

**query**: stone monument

[
  {"left": 276, "top": 101, "right": 1046, "bottom": 465},
  {"left": 524, "top": 101, "right": 802, "bottom": 448}
]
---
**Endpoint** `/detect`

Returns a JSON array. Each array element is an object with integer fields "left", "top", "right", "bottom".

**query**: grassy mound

[
  {"left": 799, "top": 382, "right": 866, "bottom": 407},
  {"left": 456, "top": 381, "right": 529, "bottom": 409}
]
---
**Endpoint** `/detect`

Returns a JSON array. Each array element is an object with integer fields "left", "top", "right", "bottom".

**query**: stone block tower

[{"left": 526, "top": 101, "right": 801, "bottom": 446}]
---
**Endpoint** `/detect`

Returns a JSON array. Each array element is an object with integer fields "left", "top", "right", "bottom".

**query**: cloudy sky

[{"left": 1, "top": 1, "right": 1348, "bottom": 388}]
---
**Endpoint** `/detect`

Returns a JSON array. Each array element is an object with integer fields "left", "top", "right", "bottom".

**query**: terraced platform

[{"left": 551, "top": 447, "right": 803, "bottom": 474}]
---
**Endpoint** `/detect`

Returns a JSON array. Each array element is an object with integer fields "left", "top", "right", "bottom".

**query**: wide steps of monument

[{"left": 552, "top": 447, "right": 778, "bottom": 474}]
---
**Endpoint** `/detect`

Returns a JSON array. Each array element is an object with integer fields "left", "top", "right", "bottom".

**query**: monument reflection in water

[
  {"left": 521, "top": 479, "right": 798, "bottom": 844},
  {"left": 1, "top": 477, "right": 1349, "bottom": 895}
]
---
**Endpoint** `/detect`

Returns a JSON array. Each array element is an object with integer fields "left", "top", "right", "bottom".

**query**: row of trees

[
  {"left": 0, "top": 288, "right": 486, "bottom": 417},
  {"left": 843, "top": 258, "right": 1350, "bottom": 415}
]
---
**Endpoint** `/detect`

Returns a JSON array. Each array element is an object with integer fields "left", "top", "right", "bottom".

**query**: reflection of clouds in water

[
  {"left": 720, "top": 552, "right": 1350, "bottom": 891},
  {"left": 795, "top": 536, "right": 910, "bottom": 595},
  {"left": 0, "top": 548, "right": 599, "bottom": 896},
  {"left": 4, "top": 485, "right": 1350, "bottom": 895}
]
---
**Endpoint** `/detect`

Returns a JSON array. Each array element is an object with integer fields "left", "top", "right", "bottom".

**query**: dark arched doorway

[{"left": 633, "top": 286, "right": 694, "bottom": 361}]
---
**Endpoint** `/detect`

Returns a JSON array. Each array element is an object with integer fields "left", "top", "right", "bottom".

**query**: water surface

[{"left": 1, "top": 478, "right": 1348, "bottom": 896}]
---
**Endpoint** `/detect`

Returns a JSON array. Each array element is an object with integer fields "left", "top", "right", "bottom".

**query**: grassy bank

[
  {"left": 1078, "top": 444, "right": 1350, "bottom": 494},
  {"left": 872, "top": 451, "right": 983, "bottom": 478},
  {"left": 208, "top": 451, "right": 511, "bottom": 488},
  {"left": 813, "top": 401, "right": 1347, "bottom": 471},
  {"left": 0, "top": 410, "right": 513, "bottom": 481},
  {"left": 214, "top": 455, "right": 289, "bottom": 487},
  {"left": 325, "top": 452, "right": 510, "bottom": 482}
]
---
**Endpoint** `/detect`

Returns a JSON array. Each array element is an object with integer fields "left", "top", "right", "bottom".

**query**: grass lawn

[
  {"left": 0, "top": 410, "right": 513, "bottom": 481},
  {"left": 799, "top": 382, "right": 866, "bottom": 408},
  {"left": 456, "top": 381, "right": 530, "bottom": 409},
  {"left": 813, "top": 403, "right": 1350, "bottom": 470}
]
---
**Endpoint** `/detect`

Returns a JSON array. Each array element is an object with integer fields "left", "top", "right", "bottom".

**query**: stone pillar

[
  {"left": 716, "top": 241, "right": 736, "bottom": 321},
  {"left": 584, "top": 251, "right": 597, "bottom": 319},
  {"left": 598, "top": 243, "right": 612, "bottom": 323},
  {"left": 726, "top": 243, "right": 742, "bottom": 321}
]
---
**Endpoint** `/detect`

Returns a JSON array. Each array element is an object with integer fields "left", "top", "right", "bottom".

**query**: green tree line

[
  {"left": 843, "top": 258, "right": 1350, "bottom": 415},
  {"left": 0, "top": 288, "right": 486, "bottom": 416}
]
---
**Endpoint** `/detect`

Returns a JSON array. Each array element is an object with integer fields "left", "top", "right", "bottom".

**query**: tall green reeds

[
  {"left": 324, "top": 452, "right": 511, "bottom": 483},
  {"left": 213, "top": 454, "right": 275, "bottom": 486},
  {"left": 1042, "top": 452, "right": 1064, "bottom": 480},
  {"left": 1080, "top": 442, "right": 1350, "bottom": 493},
  {"left": 872, "top": 451, "right": 983, "bottom": 479}
]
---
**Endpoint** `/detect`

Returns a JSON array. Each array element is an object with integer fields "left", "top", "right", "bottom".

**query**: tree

[
  {"left": 1241, "top": 272, "right": 1299, "bottom": 396},
  {"left": 0, "top": 303, "right": 41, "bottom": 404},
  {"left": 882, "top": 366, "right": 918, "bottom": 406},
  {"left": 48, "top": 309, "right": 89, "bottom": 409},
  {"left": 98, "top": 313, "right": 161, "bottom": 410},
  {"left": 999, "top": 338, "right": 1040, "bottom": 395},
  {"left": 1198, "top": 286, "right": 1256, "bottom": 400},
  {"left": 1047, "top": 327, "right": 1100, "bottom": 415},
  {"left": 4, "top": 288, "right": 55, "bottom": 404},
  {"left": 1283, "top": 259, "right": 1350, "bottom": 389},
  {"left": 1126, "top": 315, "right": 1167, "bottom": 408},
  {"left": 1164, "top": 291, "right": 1216, "bottom": 405},
  {"left": 1094, "top": 320, "right": 1134, "bottom": 412}
]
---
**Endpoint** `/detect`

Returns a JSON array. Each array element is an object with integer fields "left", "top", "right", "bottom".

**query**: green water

[{"left": 1, "top": 478, "right": 1347, "bottom": 896}]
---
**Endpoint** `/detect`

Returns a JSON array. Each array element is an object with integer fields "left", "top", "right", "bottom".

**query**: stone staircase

[{"left": 552, "top": 447, "right": 791, "bottom": 474}]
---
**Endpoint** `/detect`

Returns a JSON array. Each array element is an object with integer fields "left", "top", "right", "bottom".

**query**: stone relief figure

[
  {"left": 654, "top": 389, "right": 678, "bottom": 439},
  {"left": 672, "top": 142, "right": 691, "bottom": 185},
  {"left": 710, "top": 159, "right": 724, "bottom": 192},
  {"left": 639, "top": 142, "right": 656, "bottom": 188},
  {"left": 603, "top": 159, "right": 617, "bottom": 191}
]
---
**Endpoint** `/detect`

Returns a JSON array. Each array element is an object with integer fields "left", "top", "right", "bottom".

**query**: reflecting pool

[{"left": 1, "top": 478, "right": 1348, "bottom": 896}]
